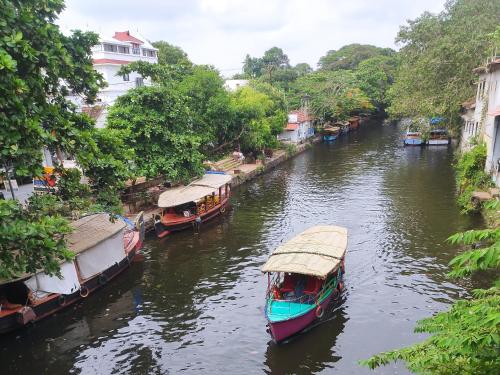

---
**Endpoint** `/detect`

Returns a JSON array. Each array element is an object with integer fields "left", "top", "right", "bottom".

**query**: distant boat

[
  {"left": 427, "top": 129, "right": 450, "bottom": 145},
  {"left": 404, "top": 131, "right": 424, "bottom": 146},
  {"left": 154, "top": 173, "right": 232, "bottom": 237},
  {"left": 0, "top": 212, "right": 145, "bottom": 334},
  {"left": 322, "top": 125, "right": 340, "bottom": 142},
  {"left": 348, "top": 116, "right": 360, "bottom": 131},
  {"left": 262, "top": 226, "right": 347, "bottom": 343}
]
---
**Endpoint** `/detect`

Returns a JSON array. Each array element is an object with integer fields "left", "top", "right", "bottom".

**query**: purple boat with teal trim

[{"left": 262, "top": 226, "right": 348, "bottom": 343}]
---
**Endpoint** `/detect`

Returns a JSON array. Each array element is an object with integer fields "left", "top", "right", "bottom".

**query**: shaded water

[{"left": 1, "top": 121, "right": 483, "bottom": 374}]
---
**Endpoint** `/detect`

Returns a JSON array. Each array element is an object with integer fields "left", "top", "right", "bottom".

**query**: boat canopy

[
  {"left": 0, "top": 213, "right": 126, "bottom": 286},
  {"left": 158, "top": 173, "right": 232, "bottom": 208},
  {"left": 67, "top": 213, "right": 126, "bottom": 254},
  {"left": 261, "top": 226, "right": 348, "bottom": 279}
]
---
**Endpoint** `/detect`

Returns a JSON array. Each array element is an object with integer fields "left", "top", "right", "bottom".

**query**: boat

[
  {"left": 154, "top": 173, "right": 232, "bottom": 238},
  {"left": 322, "top": 124, "right": 340, "bottom": 142},
  {"left": 348, "top": 116, "right": 360, "bottom": 131},
  {"left": 404, "top": 131, "right": 424, "bottom": 146},
  {"left": 340, "top": 122, "right": 350, "bottom": 134},
  {"left": 262, "top": 225, "right": 348, "bottom": 343},
  {"left": 0, "top": 212, "right": 145, "bottom": 334},
  {"left": 427, "top": 129, "right": 450, "bottom": 145}
]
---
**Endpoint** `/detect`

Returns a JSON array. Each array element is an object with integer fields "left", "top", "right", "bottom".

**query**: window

[
  {"left": 135, "top": 77, "right": 144, "bottom": 87},
  {"left": 103, "top": 43, "right": 118, "bottom": 53},
  {"left": 118, "top": 46, "right": 130, "bottom": 54},
  {"left": 148, "top": 50, "right": 156, "bottom": 57},
  {"left": 123, "top": 73, "right": 130, "bottom": 81},
  {"left": 142, "top": 49, "right": 147, "bottom": 56},
  {"left": 132, "top": 43, "right": 140, "bottom": 55}
]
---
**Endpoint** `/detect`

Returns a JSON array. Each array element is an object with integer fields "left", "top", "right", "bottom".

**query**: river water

[{"left": 1, "top": 120, "right": 483, "bottom": 374}]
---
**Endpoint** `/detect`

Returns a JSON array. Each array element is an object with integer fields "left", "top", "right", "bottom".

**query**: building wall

[{"left": 482, "top": 70, "right": 500, "bottom": 180}]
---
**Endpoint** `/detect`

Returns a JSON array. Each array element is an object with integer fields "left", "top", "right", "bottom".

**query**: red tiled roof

[
  {"left": 113, "top": 31, "right": 143, "bottom": 44},
  {"left": 473, "top": 57, "right": 500, "bottom": 74},
  {"left": 289, "top": 110, "right": 313, "bottom": 123},
  {"left": 285, "top": 123, "right": 299, "bottom": 131},
  {"left": 93, "top": 58, "right": 130, "bottom": 65}
]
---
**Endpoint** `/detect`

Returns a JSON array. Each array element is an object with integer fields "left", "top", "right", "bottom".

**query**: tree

[
  {"left": 0, "top": 0, "right": 108, "bottom": 279},
  {"left": 294, "top": 63, "right": 313, "bottom": 77},
  {"left": 355, "top": 55, "right": 398, "bottom": 110},
  {"left": 230, "top": 86, "right": 286, "bottom": 153},
  {"left": 177, "top": 65, "right": 235, "bottom": 153},
  {"left": 0, "top": 0, "right": 104, "bottom": 178},
  {"left": 152, "top": 40, "right": 192, "bottom": 67},
  {"left": 0, "top": 198, "right": 73, "bottom": 280},
  {"left": 318, "top": 44, "right": 394, "bottom": 71},
  {"left": 386, "top": 0, "right": 500, "bottom": 124},
  {"left": 243, "top": 54, "right": 264, "bottom": 78},
  {"left": 290, "top": 70, "right": 373, "bottom": 120},
  {"left": 362, "top": 225, "right": 500, "bottom": 374},
  {"left": 107, "top": 85, "right": 204, "bottom": 182}
]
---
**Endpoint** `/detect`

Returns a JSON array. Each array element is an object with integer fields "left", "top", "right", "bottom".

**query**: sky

[{"left": 58, "top": 0, "right": 446, "bottom": 76}]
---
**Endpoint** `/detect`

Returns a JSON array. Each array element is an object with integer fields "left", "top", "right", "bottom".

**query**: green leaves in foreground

[
  {"left": 0, "top": 199, "right": 74, "bottom": 281},
  {"left": 361, "top": 226, "right": 500, "bottom": 374}
]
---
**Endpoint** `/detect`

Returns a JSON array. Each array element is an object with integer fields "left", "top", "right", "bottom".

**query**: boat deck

[{"left": 266, "top": 300, "right": 313, "bottom": 322}]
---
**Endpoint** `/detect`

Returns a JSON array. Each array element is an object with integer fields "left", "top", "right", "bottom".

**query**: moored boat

[
  {"left": 340, "top": 122, "right": 350, "bottom": 134},
  {"left": 404, "top": 131, "right": 424, "bottom": 146},
  {"left": 262, "top": 225, "right": 348, "bottom": 343},
  {"left": 348, "top": 116, "right": 360, "bottom": 131},
  {"left": 154, "top": 173, "right": 232, "bottom": 238},
  {"left": 0, "top": 212, "right": 145, "bottom": 334},
  {"left": 322, "top": 124, "right": 340, "bottom": 142},
  {"left": 427, "top": 129, "right": 450, "bottom": 145}
]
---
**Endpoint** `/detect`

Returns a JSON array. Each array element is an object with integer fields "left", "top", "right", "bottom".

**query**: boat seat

[
  {"left": 280, "top": 273, "right": 296, "bottom": 293},
  {"left": 304, "top": 277, "right": 321, "bottom": 295}
]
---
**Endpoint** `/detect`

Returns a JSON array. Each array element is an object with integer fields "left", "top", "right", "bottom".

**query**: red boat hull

[
  {"left": 268, "top": 292, "right": 334, "bottom": 343},
  {"left": 155, "top": 198, "right": 230, "bottom": 237}
]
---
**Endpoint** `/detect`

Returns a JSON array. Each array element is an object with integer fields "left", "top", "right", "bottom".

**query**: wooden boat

[
  {"left": 404, "top": 131, "right": 424, "bottom": 146},
  {"left": 348, "top": 116, "right": 360, "bottom": 130},
  {"left": 154, "top": 173, "right": 232, "bottom": 238},
  {"left": 427, "top": 129, "right": 450, "bottom": 145},
  {"left": 262, "top": 226, "right": 348, "bottom": 343},
  {"left": 0, "top": 212, "right": 145, "bottom": 334},
  {"left": 322, "top": 125, "right": 340, "bottom": 142}
]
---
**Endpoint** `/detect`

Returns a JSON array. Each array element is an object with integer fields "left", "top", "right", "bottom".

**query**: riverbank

[{"left": 139, "top": 135, "right": 322, "bottom": 232}]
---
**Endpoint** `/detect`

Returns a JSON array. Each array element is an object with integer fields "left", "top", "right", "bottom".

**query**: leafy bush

[
  {"left": 455, "top": 144, "right": 492, "bottom": 213},
  {"left": 0, "top": 199, "right": 73, "bottom": 280}
]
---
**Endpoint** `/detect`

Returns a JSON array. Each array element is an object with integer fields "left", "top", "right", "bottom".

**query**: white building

[
  {"left": 71, "top": 30, "right": 158, "bottom": 128},
  {"left": 463, "top": 57, "right": 500, "bottom": 186},
  {"left": 224, "top": 79, "right": 249, "bottom": 92},
  {"left": 277, "top": 110, "right": 315, "bottom": 144}
]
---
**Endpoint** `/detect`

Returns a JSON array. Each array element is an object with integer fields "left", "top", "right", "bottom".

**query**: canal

[{"left": 1, "top": 120, "right": 483, "bottom": 374}]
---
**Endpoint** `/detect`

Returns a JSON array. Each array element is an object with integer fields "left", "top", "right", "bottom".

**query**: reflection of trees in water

[
  {"left": 381, "top": 144, "right": 482, "bottom": 288},
  {"left": 264, "top": 302, "right": 348, "bottom": 375}
]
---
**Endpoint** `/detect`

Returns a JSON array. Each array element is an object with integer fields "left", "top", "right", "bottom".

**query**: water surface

[{"left": 0, "top": 121, "right": 482, "bottom": 374}]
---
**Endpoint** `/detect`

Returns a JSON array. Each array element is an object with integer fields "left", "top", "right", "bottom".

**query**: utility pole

[{"left": 3, "top": 163, "right": 15, "bottom": 200}]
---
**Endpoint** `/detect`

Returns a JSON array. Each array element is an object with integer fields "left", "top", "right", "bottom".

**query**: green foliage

[
  {"left": 290, "top": 70, "right": 373, "bottom": 120},
  {"left": 0, "top": 199, "right": 73, "bottom": 280},
  {"left": 386, "top": 0, "right": 500, "bottom": 122},
  {"left": 455, "top": 144, "right": 492, "bottom": 213},
  {"left": 355, "top": 55, "right": 398, "bottom": 109},
  {"left": 107, "top": 85, "right": 204, "bottom": 182},
  {"left": 362, "top": 225, "right": 500, "bottom": 374},
  {"left": 152, "top": 40, "right": 192, "bottom": 67},
  {"left": 318, "top": 44, "right": 395, "bottom": 71},
  {"left": 0, "top": 0, "right": 104, "bottom": 177},
  {"left": 230, "top": 86, "right": 286, "bottom": 152}
]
